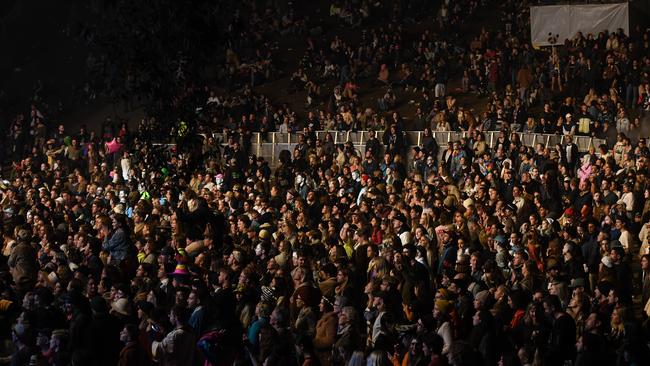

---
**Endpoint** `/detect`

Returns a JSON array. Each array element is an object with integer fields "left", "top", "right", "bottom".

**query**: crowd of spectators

[{"left": 3, "top": 1, "right": 650, "bottom": 366}]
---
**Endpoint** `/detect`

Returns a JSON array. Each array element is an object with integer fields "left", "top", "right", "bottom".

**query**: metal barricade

[{"left": 208, "top": 131, "right": 606, "bottom": 167}]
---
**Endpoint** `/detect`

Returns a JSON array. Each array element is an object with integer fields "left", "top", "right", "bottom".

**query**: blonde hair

[{"left": 610, "top": 307, "right": 627, "bottom": 336}]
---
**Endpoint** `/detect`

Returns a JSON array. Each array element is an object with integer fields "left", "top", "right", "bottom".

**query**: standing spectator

[
  {"left": 641, "top": 254, "right": 650, "bottom": 316},
  {"left": 118, "top": 324, "right": 150, "bottom": 366},
  {"left": 100, "top": 215, "right": 135, "bottom": 272},
  {"left": 8, "top": 228, "right": 38, "bottom": 295},
  {"left": 543, "top": 295, "right": 576, "bottom": 365},
  {"left": 562, "top": 135, "right": 579, "bottom": 172},
  {"left": 152, "top": 306, "right": 196, "bottom": 366},
  {"left": 516, "top": 64, "right": 533, "bottom": 104}
]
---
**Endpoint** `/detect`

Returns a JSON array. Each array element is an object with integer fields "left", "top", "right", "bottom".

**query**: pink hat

[{"left": 169, "top": 263, "right": 190, "bottom": 276}]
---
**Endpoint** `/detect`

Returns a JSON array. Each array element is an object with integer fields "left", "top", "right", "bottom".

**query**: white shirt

[
  {"left": 617, "top": 192, "right": 634, "bottom": 212},
  {"left": 121, "top": 158, "right": 131, "bottom": 181},
  {"left": 566, "top": 144, "right": 573, "bottom": 163}
]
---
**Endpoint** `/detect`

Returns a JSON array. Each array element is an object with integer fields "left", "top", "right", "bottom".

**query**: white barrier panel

[{"left": 530, "top": 3, "right": 629, "bottom": 47}]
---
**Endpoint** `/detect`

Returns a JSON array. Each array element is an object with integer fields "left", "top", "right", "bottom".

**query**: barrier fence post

[
  {"left": 271, "top": 132, "right": 276, "bottom": 166},
  {"left": 545, "top": 135, "right": 550, "bottom": 149}
]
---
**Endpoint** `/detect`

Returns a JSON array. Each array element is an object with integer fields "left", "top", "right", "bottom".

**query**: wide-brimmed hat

[
  {"left": 110, "top": 298, "right": 132, "bottom": 317},
  {"left": 113, "top": 204, "right": 125, "bottom": 215}
]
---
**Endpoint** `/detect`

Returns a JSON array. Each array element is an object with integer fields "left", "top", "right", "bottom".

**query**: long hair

[
  {"left": 610, "top": 306, "right": 627, "bottom": 336},
  {"left": 366, "top": 350, "right": 390, "bottom": 366},
  {"left": 347, "top": 351, "right": 365, "bottom": 366}
]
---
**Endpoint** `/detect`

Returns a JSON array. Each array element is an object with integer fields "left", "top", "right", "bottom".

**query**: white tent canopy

[{"left": 530, "top": 3, "right": 629, "bottom": 47}]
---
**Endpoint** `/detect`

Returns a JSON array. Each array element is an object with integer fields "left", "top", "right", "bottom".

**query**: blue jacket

[
  {"left": 247, "top": 317, "right": 269, "bottom": 349},
  {"left": 102, "top": 228, "right": 131, "bottom": 262}
]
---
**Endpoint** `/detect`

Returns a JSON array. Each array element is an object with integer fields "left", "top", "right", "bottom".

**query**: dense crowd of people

[{"left": 3, "top": 1, "right": 650, "bottom": 366}]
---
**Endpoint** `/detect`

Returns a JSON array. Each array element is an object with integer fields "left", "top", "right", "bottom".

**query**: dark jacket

[
  {"left": 562, "top": 143, "right": 579, "bottom": 168},
  {"left": 8, "top": 241, "right": 38, "bottom": 292},
  {"left": 582, "top": 235, "right": 600, "bottom": 273},
  {"left": 545, "top": 312, "right": 576, "bottom": 364},
  {"left": 642, "top": 270, "right": 650, "bottom": 309},
  {"left": 118, "top": 342, "right": 151, "bottom": 366},
  {"left": 333, "top": 325, "right": 360, "bottom": 361},
  {"left": 176, "top": 198, "right": 210, "bottom": 241},
  {"left": 90, "top": 312, "right": 124, "bottom": 366}
]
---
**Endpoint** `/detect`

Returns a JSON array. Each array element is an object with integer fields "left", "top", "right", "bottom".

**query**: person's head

[
  {"left": 508, "top": 290, "right": 527, "bottom": 312},
  {"left": 642, "top": 254, "right": 650, "bottom": 271},
  {"left": 408, "top": 335, "right": 422, "bottom": 355},
  {"left": 585, "top": 311, "right": 604, "bottom": 333},
  {"left": 270, "top": 307, "right": 288, "bottom": 331},
  {"left": 336, "top": 268, "right": 349, "bottom": 285},
  {"left": 255, "top": 303, "right": 272, "bottom": 319},
  {"left": 609, "top": 247, "right": 623, "bottom": 263},
  {"left": 372, "top": 292, "right": 386, "bottom": 311},
  {"left": 562, "top": 243, "right": 574, "bottom": 260},
  {"left": 512, "top": 250, "right": 526, "bottom": 268},
  {"left": 187, "top": 290, "right": 201, "bottom": 309},
  {"left": 49, "top": 330, "right": 67, "bottom": 352},
  {"left": 433, "top": 299, "right": 451, "bottom": 321},
  {"left": 472, "top": 309, "right": 495, "bottom": 329},
  {"left": 543, "top": 295, "right": 562, "bottom": 317},
  {"left": 366, "top": 244, "right": 379, "bottom": 259},
  {"left": 319, "top": 296, "right": 334, "bottom": 314},
  {"left": 217, "top": 268, "right": 231, "bottom": 287},
  {"left": 119, "top": 324, "right": 139, "bottom": 344},
  {"left": 422, "top": 333, "right": 444, "bottom": 358},
  {"left": 607, "top": 288, "right": 619, "bottom": 305},
  {"left": 169, "top": 305, "right": 189, "bottom": 327},
  {"left": 611, "top": 306, "right": 627, "bottom": 328},
  {"left": 175, "top": 287, "right": 189, "bottom": 306},
  {"left": 338, "top": 306, "right": 356, "bottom": 327}
]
